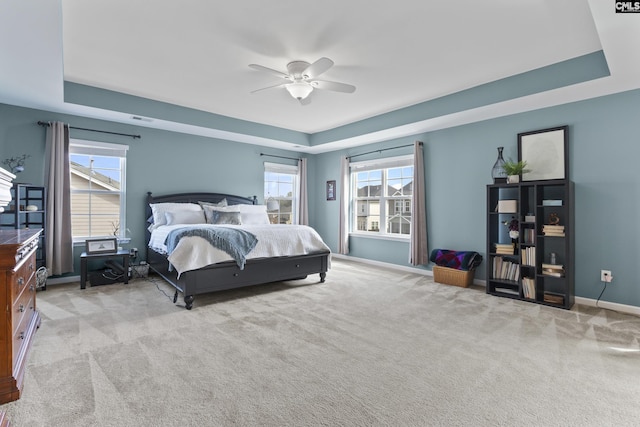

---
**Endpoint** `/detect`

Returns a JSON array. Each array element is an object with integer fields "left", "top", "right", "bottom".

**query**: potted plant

[{"left": 502, "top": 159, "right": 530, "bottom": 183}]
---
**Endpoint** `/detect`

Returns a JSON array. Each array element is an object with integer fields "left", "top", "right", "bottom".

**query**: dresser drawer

[
  {"left": 12, "top": 292, "right": 35, "bottom": 364},
  {"left": 12, "top": 278, "right": 36, "bottom": 336},
  {"left": 10, "top": 249, "right": 36, "bottom": 298}
]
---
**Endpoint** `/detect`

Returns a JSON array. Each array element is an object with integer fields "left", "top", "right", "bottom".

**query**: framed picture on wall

[
  {"left": 326, "top": 180, "right": 336, "bottom": 201},
  {"left": 518, "top": 125, "right": 568, "bottom": 181}
]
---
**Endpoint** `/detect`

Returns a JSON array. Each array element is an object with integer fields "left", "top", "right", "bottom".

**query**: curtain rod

[
  {"left": 260, "top": 153, "right": 301, "bottom": 161},
  {"left": 37, "top": 121, "right": 141, "bottom": 139},
  {"left": 347, "top": 141, "right": 422, "bottom": 160}
]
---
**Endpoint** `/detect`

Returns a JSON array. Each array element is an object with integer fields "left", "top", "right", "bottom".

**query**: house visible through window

[
  {"left": 264, "top": 162, "right": 298, "bottom": 224},
  {"left": 69, "top": 140, "right": 128, "bottom": 241},
  {"left": 351, "top": 155, "right": 413, "bottom": 237}
]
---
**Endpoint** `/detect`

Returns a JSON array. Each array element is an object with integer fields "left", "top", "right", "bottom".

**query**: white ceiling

[{"left": 1, "top": 0, "right": 639, "bottom": 152}]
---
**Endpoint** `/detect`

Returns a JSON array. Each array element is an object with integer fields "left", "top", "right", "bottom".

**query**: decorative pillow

[
  {"left": 211, "top": 211, "right": 242, "bottom": 225},
  {"left": 237, "top": 204, "right": 270, "bottom": 225},
  {"left": 198, "top": 199, "right": 228, "bottom": 209},
  {"left": 165, "top": 210, "right": 206, "bottom": 226},
  {"left": 202, "top": 205, "right": 240, "bottom": 224},
  {"left": 149, "top": 202, "right": 202, "bottom": 229}
]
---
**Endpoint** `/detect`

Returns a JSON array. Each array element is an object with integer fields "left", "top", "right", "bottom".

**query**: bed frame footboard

[{"left": 148, "top": 248, "right": 329, "bottom": 309}]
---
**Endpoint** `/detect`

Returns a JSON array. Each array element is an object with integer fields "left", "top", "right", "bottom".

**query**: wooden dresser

[{"left": 0, "top": 229, "right": 41, "bottom": 404}]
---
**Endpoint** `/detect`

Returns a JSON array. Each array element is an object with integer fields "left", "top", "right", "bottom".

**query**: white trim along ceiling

[{"left": 1, "top": 0, "right": 639, "bottom": 154}]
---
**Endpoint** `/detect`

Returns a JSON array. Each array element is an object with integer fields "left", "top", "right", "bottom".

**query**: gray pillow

[{"left": 211, "top": 211, "right": 242, "bottom": 225}]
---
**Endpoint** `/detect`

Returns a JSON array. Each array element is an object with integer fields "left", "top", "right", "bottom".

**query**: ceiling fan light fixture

[{"left": 285, "top": 82, "right": 313, "bottom": 100}]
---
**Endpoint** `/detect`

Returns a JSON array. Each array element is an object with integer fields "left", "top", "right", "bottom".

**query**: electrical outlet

[{"left": 601, "top": 270, "right": 612, "bottom": 282}]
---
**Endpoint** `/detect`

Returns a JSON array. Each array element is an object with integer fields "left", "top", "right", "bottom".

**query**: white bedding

[{"left": 149, "top": 224, "right": 331, "bottom": 276}]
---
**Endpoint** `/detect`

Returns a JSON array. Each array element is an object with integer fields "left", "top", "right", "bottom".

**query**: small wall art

[{"left": 326, "top": 180, "right": 336, "bottom": 201}]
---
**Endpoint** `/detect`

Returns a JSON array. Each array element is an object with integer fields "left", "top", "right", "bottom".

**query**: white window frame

[
  {"left": 69, "top": 139, "right": 128, "bottom": 243},
  {"left": 350, "top": 154, "right": 413, "bottom": 240},
  {"left": 264, "top": 162, "right": 299, "bottom": 225}
]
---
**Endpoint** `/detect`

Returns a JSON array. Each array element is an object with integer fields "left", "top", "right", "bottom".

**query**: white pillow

[
  {"left": 237, "top": 204, "right": 270, "bottom": 225},
  {"left": 202, "top": 204, "right": 270, "bottom": 225},
  {"left": 149, "top": 202, "right": 202, "bottom": 229},
  {"left": 165, "top": 210, "right": 206, "bottom": 226}
]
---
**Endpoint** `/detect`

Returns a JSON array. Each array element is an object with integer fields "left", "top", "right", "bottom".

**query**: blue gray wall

[
  {"left": 1, "top": 86, "right": 639, "bottom": 308},
  {"left": 314, "top": 89, "right": 640, "bottom": 308},
  {"left": 0, "top": 103, "right": 310, "bottom": 274}
]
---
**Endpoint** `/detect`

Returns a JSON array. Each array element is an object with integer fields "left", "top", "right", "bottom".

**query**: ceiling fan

[{"left": 249, "top": 57, "right": 356, "bottom": 105}]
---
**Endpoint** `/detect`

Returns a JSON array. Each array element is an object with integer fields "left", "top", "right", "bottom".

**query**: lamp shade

[
  {"left": 266, "top": 198, "right": 280, "bottom": 211},
  {"left": 285, "top": 82, "right": 313, "bottom": 100}
]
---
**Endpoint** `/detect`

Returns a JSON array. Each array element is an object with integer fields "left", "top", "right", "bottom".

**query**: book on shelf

[
  {"left": 542, "top": 269, "right": 564, "bottom": 277},
  {"left": 495, "top": 286, "right": 519, "bottom": 296},
  {"left": 543, "top": 224, "right": 564, "bottom": 229},
  {"left": 543, "top": 292, "right": 564, "bottom": 305},
  {"left": 521, "top": 246, "right": 536, "bottom": 266},
  {"left": 522, "top": 276, "right": 536, "bottom": 300},
  {"left": 541, "top": 263, "right": 563, "bottom": 270},
  {"left": 492, "top": 256, "right": 520, "bottom": 282},
  {"left": 542, "top": 199, "right": 562, "bottom": 206},
  {"left": 542, "top": 225, "right": 565, "bottom": 236},
  {"left": 494, "top": 243, "right": 514, "bottom": 255}
]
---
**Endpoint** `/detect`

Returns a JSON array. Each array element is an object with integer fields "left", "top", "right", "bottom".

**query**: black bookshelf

[
  {"left": 0, "top": 184, "right": 47, "bottom": 269},
  {"left": 486, "top": 179, "right": 574, "bottom": 309}
]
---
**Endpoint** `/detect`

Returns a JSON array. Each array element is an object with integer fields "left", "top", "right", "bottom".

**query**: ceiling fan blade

[
  {"left": 249, "top": 64, "right": 290, "bottom": 79},
  {"left": 302, "top": 57, "right": 334, "bottom": 79},
  {"left": 250, "top": 82, "right": 289, "bottom": 94},
  {"left": 311, "top": 80, "right": 356, "bottom": 93}
]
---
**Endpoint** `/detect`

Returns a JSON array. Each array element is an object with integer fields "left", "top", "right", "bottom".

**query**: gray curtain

[
  {"left": 44, "top": 122, "right": 74, "bottom": 275},
  {"left": 298, "top": 158, "right": 308, "bottom": 225},
  {"left": 338, "top": 156, "right": 350, "bottom": 254},
  {"left": 409, "top": 141, "right": 428, "bottom": 265}
]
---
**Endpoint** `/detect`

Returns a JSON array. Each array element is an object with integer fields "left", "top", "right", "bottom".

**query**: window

[
  {"left": 351, "top": 155, "right": 413, "bottom": 237},
  {"left": 264, "top": 162, "right": 299, "bottom": 224},
  {"left": 69, "top": 140, "right": 128, "bottom": 241}
]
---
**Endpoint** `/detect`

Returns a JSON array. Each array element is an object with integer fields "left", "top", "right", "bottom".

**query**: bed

[{"left": 145, "top": 192, "right": 330, "bottom": 310}]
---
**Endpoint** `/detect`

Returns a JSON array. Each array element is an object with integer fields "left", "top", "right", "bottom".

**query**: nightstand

[{"left": 80, "top": 250, "right": 130, "bottom": 289}]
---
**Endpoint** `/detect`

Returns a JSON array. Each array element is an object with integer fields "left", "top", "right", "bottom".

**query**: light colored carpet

[{"left": 4, "top": 259, "right": 640, "bottom": 426}]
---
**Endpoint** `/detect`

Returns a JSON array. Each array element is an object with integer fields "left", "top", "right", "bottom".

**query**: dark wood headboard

[{"left": 144, "top": 192, "right": 257, "bottom": 256}]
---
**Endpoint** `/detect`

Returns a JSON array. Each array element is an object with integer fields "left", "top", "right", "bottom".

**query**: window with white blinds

[{"left": 69, "top": 140, "right": 128, "bottom": 241}]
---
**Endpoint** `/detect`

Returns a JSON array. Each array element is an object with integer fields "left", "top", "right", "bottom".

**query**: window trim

[
  {"left": 264, "top": 162, "right": 299, "bottom": 225},
  {"left": 350, "top": 154, "right": 413, "bottom": 239},
  {"left": 69, "top": 139, "right": 128, "bottom": 243}
]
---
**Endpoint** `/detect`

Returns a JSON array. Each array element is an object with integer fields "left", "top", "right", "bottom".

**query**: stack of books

[
  {"left": 494, "top": 243, "right": 514, "bottom": 254},
  {"left": 543, "top": 292, "right": 565, "bottom": 305},
  {"left": 542, "top": 224, "right": 565, "bottom": 237},
  {"left": 541, "top": 263, "right": 565, "bottom": 277}
]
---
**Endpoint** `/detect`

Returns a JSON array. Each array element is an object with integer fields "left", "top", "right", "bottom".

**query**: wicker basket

[
  {"left": 433, "top": 265, "right": 475, "bottom": 288},
  {"left": 36, "top": 266, "right": 48, "bottom": 290},
  {"left": 131, "top": 264, "right": 149, "bottom": 279}
]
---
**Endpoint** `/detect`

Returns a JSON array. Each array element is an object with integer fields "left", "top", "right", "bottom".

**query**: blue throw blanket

[{"left": 165, "top": 225, "right": 258, "bottom": 270}]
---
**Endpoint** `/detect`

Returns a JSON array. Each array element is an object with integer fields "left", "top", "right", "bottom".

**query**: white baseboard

[
  {"left": 332, "top": 255, "right": 638, "bottom": 316},
  {"left": 331, "top": 254, "right": 487, "bottom": 286},
  {"left": 574, "top": 296, "right": 640, "bottom": 316},
  {"left": 45, "top": 275, "right": 81, "bottom": 285}
]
